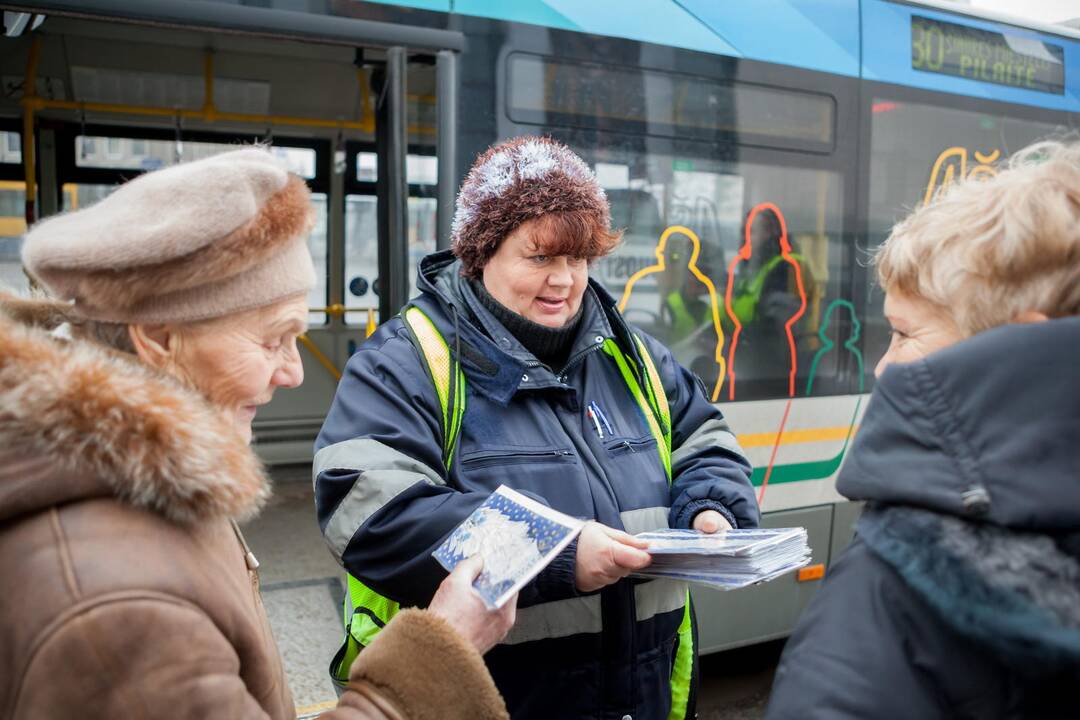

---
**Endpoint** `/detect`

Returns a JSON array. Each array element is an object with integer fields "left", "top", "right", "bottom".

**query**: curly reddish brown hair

[{"left": 451, "top": 136, "right": 622, "bottom": 279}]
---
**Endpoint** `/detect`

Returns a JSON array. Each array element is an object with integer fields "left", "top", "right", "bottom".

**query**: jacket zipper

[
  {"left": 462, "top": 448, "right": 575, "bottom": 469},
  {"left": 605, "top": 437, "right": 657, "bottom": 457}
]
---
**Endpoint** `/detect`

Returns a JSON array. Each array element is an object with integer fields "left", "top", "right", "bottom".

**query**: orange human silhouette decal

[
  {"left": 723, "top": 202, "right": 807, "bottom": 401},
  {"left": 619, "top": 225, "right": 727, "bottom": 401}
]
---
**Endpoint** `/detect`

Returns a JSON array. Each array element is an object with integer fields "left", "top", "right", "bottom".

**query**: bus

[{"left": 1, "top": 0, "right": 1076, "bottom": 662}]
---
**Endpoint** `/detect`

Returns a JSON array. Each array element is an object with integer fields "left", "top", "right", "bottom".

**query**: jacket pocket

[
  {"left": 461, "top": 446, "right": 576, "bottom": 470},
  {"left": 604, "top": 434, "right": 658, "bottom": 458}
]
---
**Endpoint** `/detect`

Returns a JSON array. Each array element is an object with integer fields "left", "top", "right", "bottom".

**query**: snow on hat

[
  {"left": 21, "top": 146, "right": 316, "bottom": 325},
  {"left": 451, "top": 136, "right": 618, "bottom": 278}
]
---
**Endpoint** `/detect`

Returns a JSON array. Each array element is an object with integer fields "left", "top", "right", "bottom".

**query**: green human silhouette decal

[{"left": 805, "top": 299, "right": 865, "bottom": 396}]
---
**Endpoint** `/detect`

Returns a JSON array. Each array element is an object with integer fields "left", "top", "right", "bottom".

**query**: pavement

[{"left": 246, "top": 465, "right": 781, "bottom": 719}]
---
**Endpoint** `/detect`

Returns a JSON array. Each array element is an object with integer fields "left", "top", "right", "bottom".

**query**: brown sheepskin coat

[{"left": 0, "top": 308, "right": 508, "bottom": 720}]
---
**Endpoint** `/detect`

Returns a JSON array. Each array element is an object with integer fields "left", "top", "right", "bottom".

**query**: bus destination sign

[{"left": 911, "top": 16, "right": 1065, "bottom": 95}]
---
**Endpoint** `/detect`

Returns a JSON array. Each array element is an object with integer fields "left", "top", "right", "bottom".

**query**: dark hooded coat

[{"left": 767, "top": 317, "right": 1080, "bottom": 719}]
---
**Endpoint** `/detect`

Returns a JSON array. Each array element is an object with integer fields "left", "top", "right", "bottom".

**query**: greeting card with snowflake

[{"left": 433, "top": 485, "right": 585, "bottom": 609}]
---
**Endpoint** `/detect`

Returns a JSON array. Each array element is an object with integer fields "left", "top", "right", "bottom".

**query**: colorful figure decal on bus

[
  {"left": 805, "top": 299, "right": 864, "bottom": 397},
  {"left": 923, "top": 146, "right": 1001, "bottom": 204},
  {"left": 618, "top": 225, "right": 728, "bottom": 401},
  {"left": 723, "top": 202, "right": 808, "bottom": 401},
  {"left": 756, "top": 300, "right": 866, "bottom": 505}
]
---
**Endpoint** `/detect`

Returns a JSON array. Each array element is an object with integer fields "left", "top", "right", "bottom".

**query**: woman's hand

[
  {"left": 428, "top": 555, "right": 517, "bottom": 655},
  {"left": 692, "top": 509, "right": 733, "bottom": 534},
  {"left": 575, "top": 521, "right": 653, "bottom": 592}
]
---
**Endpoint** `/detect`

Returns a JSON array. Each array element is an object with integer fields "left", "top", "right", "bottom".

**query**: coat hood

[
  {"left": 838, "top": 316, "right": 1080, "bottom": 531},
  {"left": 0, "top": 306, "right": 270, "bottom": 526},
  {"left": 840, "top": 316, "right": 1080, "bottom": 673}
]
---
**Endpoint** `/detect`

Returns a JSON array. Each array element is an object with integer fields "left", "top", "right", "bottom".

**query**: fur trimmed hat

[
  {"left": 451, "top": 136, "right": 618, "bottom": 278},
  {"left": 21, "top": 146, "right": 316, "bottom": 325}
]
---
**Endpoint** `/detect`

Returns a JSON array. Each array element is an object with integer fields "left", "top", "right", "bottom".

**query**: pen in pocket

[
  {"left": 591, "top": 402, "right": 614, "bottom": 435},
  {"left": 586, "top": 404, "right": 604, "bottom": 439}
]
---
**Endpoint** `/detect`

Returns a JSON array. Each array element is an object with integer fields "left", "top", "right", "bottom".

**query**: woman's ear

[
  {"left": 1013, "top": 310, "right": 1049, "bottom": 324},
  {"left": 128, "top": 324, "right": 178, "bottom": 370}
]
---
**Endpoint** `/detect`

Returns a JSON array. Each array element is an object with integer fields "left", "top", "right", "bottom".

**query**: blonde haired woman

[
  {"left": 767, "top": 140, "right": 1080, "bottom": 719},
  {"left": 0, "top": 148, "right": 511, "bottom": 720}
]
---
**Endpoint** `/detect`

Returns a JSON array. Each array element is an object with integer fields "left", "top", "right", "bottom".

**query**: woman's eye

[
  {"left": 532, "top": 255, "right": 548, "bottom": 263},
  {"left": 263, "top": 339, "right": 283, "bottom": 351},
  {"left": 890, "top": 329, "right": 909, "bottom": 340}
]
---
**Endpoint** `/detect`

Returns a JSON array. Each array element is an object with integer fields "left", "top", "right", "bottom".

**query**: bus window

[
  {"left": 74, "top": 135, "right": 317, "bottom": 177},
  {"left": 344, "top": 148, "right": 438, "bottom": 326},
  {"left": 575, "top": 141, "right": 846, "bottom": 402},
  {"left": 0, "top": 181, "right": 27, "bottom": 293},
  {"left": 343, "top": 194, "right": 436, "bottom": 326},
  {"left": 0, "top": 131, "right": 21, "bottom": 164},
  {"left": 864, "top": 98, "right": 1069, "bottom": 374},
  {"left": 508, "top": 53, "right": 836, "bottom": 153}
]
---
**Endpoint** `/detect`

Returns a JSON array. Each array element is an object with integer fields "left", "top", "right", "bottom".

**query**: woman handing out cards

[{"left": 314, "top": 137, "right": 759, "bottom": 720}]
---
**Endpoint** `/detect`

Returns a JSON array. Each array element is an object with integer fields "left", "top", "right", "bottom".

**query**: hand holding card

[{"left": 433, "top": 486, "right": 585, "bottom": 609}]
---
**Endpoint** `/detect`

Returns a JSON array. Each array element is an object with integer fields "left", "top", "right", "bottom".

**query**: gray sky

[{"left": 966, "top": 0, "right": 1079, "bottom": 24}]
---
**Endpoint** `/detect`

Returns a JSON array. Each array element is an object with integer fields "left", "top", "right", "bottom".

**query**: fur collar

[
  {"left": 859, "top": 504, "right": 1080, "bottom": 673},
  {"left": 0, "top": 309, "right": 270, "bottom": 524}
]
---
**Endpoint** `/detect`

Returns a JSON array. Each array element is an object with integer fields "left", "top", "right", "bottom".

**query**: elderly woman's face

[
  {"left": 169, "top": 296, "right": 308, "bottom": 442},
  {"left": 875, "top": 290, "right": 963, "bottom": 378},
  {"left": 482, "top": 220, "right": 588, "bottom": 328}
]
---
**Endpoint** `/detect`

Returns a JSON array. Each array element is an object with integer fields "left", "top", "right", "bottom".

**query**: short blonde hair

[{"left": 875, "top": 139, "right": 1080, "bottom": 336}]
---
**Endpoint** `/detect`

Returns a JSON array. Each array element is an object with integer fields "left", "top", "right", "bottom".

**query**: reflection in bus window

[
  {"left": 589, "top": 144, "right": 844, "bottom": 401},
  {"left": 619, "top": 226, "right": 727, "bottom": 400},
  {"left": 725, "top": 204, "right": 810, "bottom": 401}
]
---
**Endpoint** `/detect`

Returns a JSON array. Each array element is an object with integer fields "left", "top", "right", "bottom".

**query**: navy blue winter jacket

[
  {"left": 315, "top": 251, "right": 758, "bottom": 720},
  {"left": 768, "top": 316, "right": 1080, "bottom": 719}
]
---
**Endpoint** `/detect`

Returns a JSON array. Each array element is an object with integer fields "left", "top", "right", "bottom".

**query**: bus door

[{"left": 4, "top": 1, "right": 463, "bottom": 463}]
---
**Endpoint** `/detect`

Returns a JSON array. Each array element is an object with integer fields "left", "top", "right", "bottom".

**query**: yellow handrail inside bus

[{"left": 299, "top": 308, "right": 378, "bottom": 382}]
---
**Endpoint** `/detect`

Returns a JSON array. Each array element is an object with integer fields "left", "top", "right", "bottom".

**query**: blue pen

[{"left": 591, "top": 402, "right": 614, "bottom": 435}]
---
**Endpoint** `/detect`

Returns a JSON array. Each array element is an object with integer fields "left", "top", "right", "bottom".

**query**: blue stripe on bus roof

[
  {"left": 862, "top": 0, "right": 1080, "bottom": 113},
  {"left": 675, "top": 0, "right": 860, "bottom": 78},
  {"left": 363, "top": 0, "right": 1077, "bottom": 112},
  {"left": 451, "top": 0, "right": 739, "bottom": 57}
]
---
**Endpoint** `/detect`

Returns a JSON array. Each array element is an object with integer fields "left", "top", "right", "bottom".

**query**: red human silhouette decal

[{"left": 723, "top": 202, "right": 808, "bottom": 401}]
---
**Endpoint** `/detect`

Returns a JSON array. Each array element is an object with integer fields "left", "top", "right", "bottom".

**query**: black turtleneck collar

[{"left": 470, "top": 279, "right": 583, "bottom": 371}]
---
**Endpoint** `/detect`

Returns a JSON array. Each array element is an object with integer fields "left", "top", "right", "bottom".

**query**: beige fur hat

[{"left": 21, "top": 146, "right": 316, "bottom": 325}]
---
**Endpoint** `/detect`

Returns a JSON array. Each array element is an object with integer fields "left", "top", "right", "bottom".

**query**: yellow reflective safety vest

[
  {"left": 331, "top": 305, "right": 695, "bottom": 720},
  {"left": 730, "top": 252, "right": 808, "bottom": 326}
]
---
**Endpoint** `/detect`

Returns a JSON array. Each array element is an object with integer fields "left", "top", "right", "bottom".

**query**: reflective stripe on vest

[{"left": 329, "top": 306, "right": 465, "bottom": 686}]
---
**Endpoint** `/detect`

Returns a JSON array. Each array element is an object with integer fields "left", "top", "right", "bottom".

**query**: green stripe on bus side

[{"left": 749, "top": 450, "right": 846, "bottom": 487}]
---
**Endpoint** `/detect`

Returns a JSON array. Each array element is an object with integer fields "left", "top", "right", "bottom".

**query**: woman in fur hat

[
  {"left": 0, "top": 147, "right": 512, "bottom": 720},
  {"left": 767, "top": 140, "right": 1080, "bottom": 719},
  {"left": 314, "top": 136, "right": 759, "bottom": 720}
]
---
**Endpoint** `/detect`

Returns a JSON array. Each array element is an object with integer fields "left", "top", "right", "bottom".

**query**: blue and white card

[{"left": 433, "top": 485, "right": 584, "bottom": 609}]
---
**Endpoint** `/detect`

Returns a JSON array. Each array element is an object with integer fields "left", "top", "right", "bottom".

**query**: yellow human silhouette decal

[
  {"left": 924, "top": 147, "right": 1001, "bottom": 204},
  {"left": 619, "top": 226, "right": 727, "bottom": 401}
]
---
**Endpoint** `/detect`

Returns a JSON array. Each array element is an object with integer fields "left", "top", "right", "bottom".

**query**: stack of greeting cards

[{"left": 632, "top": 527, "right": 812, "bottom": 590}]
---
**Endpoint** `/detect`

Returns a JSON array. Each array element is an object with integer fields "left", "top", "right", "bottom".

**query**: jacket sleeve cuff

[
  {"left": 530, "top": 538, "right": 580, "bottom": 601},
  {"left": 347, "top": 608, "right": 508, "bottom": 720},
  {"left": 671, "top": 499, "right": 738, "bottom": 530}
]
